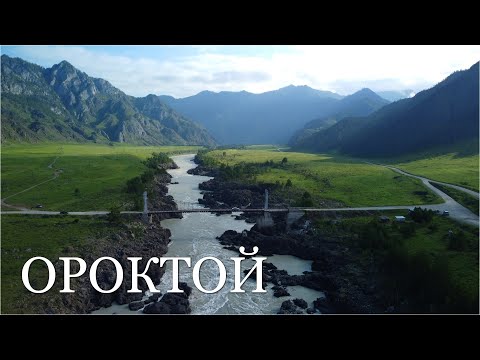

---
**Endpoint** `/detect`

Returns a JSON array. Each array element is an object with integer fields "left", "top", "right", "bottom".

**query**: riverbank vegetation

[
  {"left": 196, "top": 148, "right": 443, "bottom": 207},
  {"left": 310, "top": 209, "right": 478, "bottom": 313},
  {"left": 125, "top": 152, "right": 177, "bottom": 210}
]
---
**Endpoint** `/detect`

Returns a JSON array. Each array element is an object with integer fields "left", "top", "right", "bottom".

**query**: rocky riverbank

[
  {"left": 192, "top": 157, "right": 383, "bottom": 313},
  {"left": 51, "top": 220, "right": 173, "bottom": 314},
  {"left": 148, "top": 163, "right": 183, "bottom": 221},
  {"left": 189, "top": 154, "right": 283, "bottom": 211},
  {"left": 41, "top": 166, "right": 192, "bottom": 314},
  {"left": 217, "top": 213, "right": 385, "bottom": 314},
  {"left": 190, "top": 155, "right": 386, "bottom": 314}
]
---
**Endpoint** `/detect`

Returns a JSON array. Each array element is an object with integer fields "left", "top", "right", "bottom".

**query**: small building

[
  {"left": 395, "top": 216, "right": 406, "bottom": 222},
  {"left": 379, "top": 215, "right": 390, "bottom": 223}
]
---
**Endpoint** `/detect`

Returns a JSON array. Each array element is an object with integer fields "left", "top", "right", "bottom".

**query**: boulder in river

[
  {"left": 143, "top": 301, "right": 171, "bottom": 314},
  {"left": 293, "top": 298, "right": 308, "bottom": 309},
  {"left": 128, "top": 300, "right": 145, "bottom": 311},
  {"left": 273, "top": 287, "right": 290, "bottom": 298}
]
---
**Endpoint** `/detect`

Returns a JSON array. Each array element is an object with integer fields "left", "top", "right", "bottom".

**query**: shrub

[
  {"left": 126, "top": 176, "right": 144, "bottom": 194},
  {"left": 399, "top": 222, "right": 416, "bottom": 238},
  {"left": 447, "top": 230, "right": 469, "bottom": 251},
  {"left": 106, "top": 206, "right": 122, "bottom": 224},
  {"left": 359, "top": 220, "right": 391, "bottom": 249},
  {"left": 409, "top": 207, "right": 434, "bottom": 223}
]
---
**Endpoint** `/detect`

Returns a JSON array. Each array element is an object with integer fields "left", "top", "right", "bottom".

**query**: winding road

[{"left": 2, "top": 162, "right": 478, "bottom": 227}]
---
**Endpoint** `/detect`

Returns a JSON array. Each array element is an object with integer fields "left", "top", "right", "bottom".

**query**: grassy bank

[
  {"left": 394, "top": 153, "right": 479, "bottom": 191},
  {"left": 201, "top": 148, "right": 443, "bottom": 207},
  {"left": 1, "top": 143, "right": 201, "bottom": 211}
]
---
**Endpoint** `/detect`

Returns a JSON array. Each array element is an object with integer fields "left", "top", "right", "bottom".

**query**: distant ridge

[
  {"left": 160, "top": 85, "right": 344, "bottom": 144},
  {"left": 289, "top": 88, "right": 390, "bottom": 146},
  {"left": 293, "top": 62, "right": 479, "bottom": 157}
]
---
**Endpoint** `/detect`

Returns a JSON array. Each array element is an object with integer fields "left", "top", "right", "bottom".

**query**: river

[{"left": 94, "top": 154, "right": 323, "bottom": 314}]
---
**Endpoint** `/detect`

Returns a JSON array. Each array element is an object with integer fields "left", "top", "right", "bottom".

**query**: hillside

[
  {"left": 289, "top": 88, "right": 390, "bottom": 145},
  {"left": 1, "top": 55, "right": 216, "bottom": 146},
  {"left": 294, "top": 62, "right": 479, "bottom": 157},
  {"left": 160, "top": 85, "right": 343, "bottom": 145}
]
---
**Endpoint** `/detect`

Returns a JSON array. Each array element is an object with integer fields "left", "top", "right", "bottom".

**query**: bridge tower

[
  {"left": 142, "top": 190, "right": 149, "bottom": 223},
  {"left": 264, "top": 189, "right": 269, "bottom": 210}
]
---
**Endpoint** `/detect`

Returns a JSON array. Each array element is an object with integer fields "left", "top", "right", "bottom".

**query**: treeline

[
  {"left": 197, "top": 150, "right": 289, "bottom": 182},
  {"left": 125, "top": 152, "right": 174, "bottom": 210},
  {"left": 197, "top": 150, "right": 310, "bottom": 206},
  {"left": 350, "top": 207, "right": 478, "bottom": 313}
]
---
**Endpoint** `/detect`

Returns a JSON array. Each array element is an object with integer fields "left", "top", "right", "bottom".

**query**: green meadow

[
  {"left": 1, "top": 143, "right": 201, "bottom": 211},
  {"left": 204, "top": 149, "right": 443, "bottom": 207},
  {"left": 394, "top": 153, "right": 479, "bottom": 191}
]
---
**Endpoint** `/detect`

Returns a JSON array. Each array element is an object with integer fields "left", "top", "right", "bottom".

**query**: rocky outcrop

[
  {"left": 39, "top": 220, "right": 172, "bottom": 314},
  {"left": 187, "top": 164, "right": 218, "bottom": 177},
  {"left": 272, "top": 286, "right": 290, "bottom": 298},
  {"left": 218, "top": 216, "right": 385, "bottom": 314},
  {"left": 293, "top": 298, "right": 308, "bottom": 309},
  {"left": 313, "top": 297, "right": 335, "bottom": 314},
  {"left": 148, "top": 171, "right": 182, "bottom": 221},
  {"left": 143, "top": 282, "right": 192, "bottom": 314},
  {"left": 278, "top": 299, "right": 308, "bottom": 314}
]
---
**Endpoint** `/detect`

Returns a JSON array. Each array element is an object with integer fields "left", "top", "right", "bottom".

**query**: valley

[{"left": 1, "top": 48, "right": 478, "bottom": 315}]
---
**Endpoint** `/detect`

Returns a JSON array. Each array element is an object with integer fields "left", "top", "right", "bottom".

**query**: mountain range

[
  {"left": 292, "top": 62, "right": 479, "bottom": 157},
  {"left": 289, "top": 88, "right": 390, "bottom": 145},
  {"left": 160, "top": 85, "right": 415, "bottom": 145},
  {"left": 1, "top": 55, "right": 216, "bottom": 146},
  {"left": 2, "top": 55, "right": 477, "bottom": 159},
  {"left": 160, "top": 86, "right": 345, "bottom": 144}
]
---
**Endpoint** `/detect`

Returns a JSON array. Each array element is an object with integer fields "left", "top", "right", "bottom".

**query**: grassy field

[
  {"left": 313, "top": 210, "right": 479, "bottom": 307},
  {"left": 1, "top": 143, "right": 201, "bottom": 211},
  {"left": 204, "top": 149, "right": 443, "bottom": 207},
  {"left": 1, "top": 215, "right": 121, "bottom": 313},
  {"left": 394, "top": 153, "right": 479, "bottom": 191}
]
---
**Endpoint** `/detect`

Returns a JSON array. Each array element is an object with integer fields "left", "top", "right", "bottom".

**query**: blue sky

[{"left": 2, "top": 45, "right": 479, "bottom": 98}]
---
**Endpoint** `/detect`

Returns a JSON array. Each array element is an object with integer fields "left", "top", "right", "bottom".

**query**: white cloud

[{"left": 7, "top": 45, "right": 480, "bottom": 98}]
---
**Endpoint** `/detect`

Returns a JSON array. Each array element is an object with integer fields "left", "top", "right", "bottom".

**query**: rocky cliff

[{"left": 1, "top": 55, "right": 216, "bottom": 146}]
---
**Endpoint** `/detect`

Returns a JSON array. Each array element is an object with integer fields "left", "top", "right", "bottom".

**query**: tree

[
  {"left": 409, "top": 207, "right": 434, "bottom": 223},
  {"left": 142, "top": 152, "right": 172, "bottom": 170},
  {"left": 223, "top": 151, "right": 227, "bottom": 157},
  {"left": 106, "top": 206, "right": 122, "bottom": 224},
  {"left": 448, "top": 230, "right": 469, "bottom": 251},
  {"left": 74, "top": 188, "right": 80, "bottom": 196},
  {"left": 281, "top": 157, "right": 288, "bottom": 165},
  {"left": 300, "top": 191, "right": 314, "bottom": 207},
  {"left": 285, "top": 179, "right": 293, "bottom": 187},
  {"left": 126, "top": 176, "right": 144, "bottom": 194}
]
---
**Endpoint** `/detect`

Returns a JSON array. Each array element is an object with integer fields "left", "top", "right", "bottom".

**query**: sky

[{"left": 2, "top": 45, "right": 479, "bottom": 98}]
